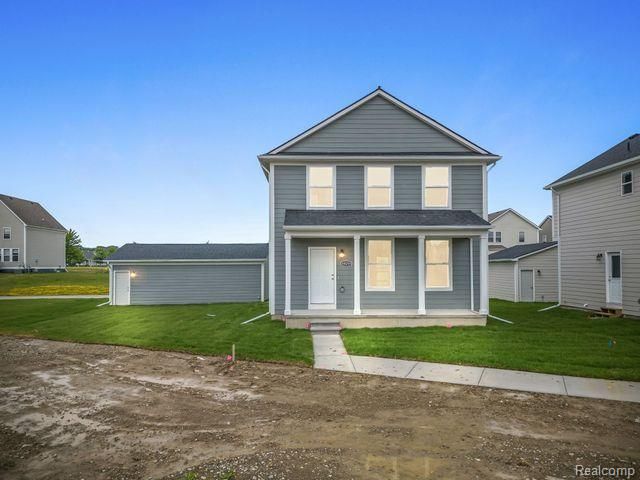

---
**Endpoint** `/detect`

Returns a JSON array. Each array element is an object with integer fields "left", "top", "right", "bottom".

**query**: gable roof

[
  {"left": 260, "top": 87, "right": 499, "bottom": 163},
  {"left": 539, "top": 215, "right": 552, "bottom": 227},
  {"left": 546, "top": 134, "right": 640, "bottom": 189},
  {"left": 489, "top": 241, "right": 557, "bottom": 261},
  {"left": 488, "top": 208, "right": 541, "bottom": 230},
  {"left": 0, "top": 194, "right": 66, "bottom": 231},
  {"left": 107, "top": 243, "right": 268, "bottom": 262}
]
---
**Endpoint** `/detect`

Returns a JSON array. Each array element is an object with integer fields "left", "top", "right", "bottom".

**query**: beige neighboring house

[
  {"left": 545, "top": 133, "right": 640, "bottom": 317},
  {"left": 487, "top": 208, "right": 541, "bottom": 252},
  {"left": 538, "top": 215, "right": 553, "bottom": 243},
  {"left": 0, "top": 194, "right": 67, "bottom": 272}
]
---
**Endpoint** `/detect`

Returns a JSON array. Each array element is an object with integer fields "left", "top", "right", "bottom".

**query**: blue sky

[{"left": 1, "top": 0, "right": 638, "bottom": 246}]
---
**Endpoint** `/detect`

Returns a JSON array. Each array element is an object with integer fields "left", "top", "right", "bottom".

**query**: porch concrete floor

[{"left": 311, "top": 331, "right": 640, "bottom": 403}]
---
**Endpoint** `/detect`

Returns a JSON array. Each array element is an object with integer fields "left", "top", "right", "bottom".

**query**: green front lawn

[
  {"left": 0, "top": 267, "right": 109, "bottom": 296},
  {"left": 0, "top": 299, "right": 312, "bottom": 364},
  {"left": 342, "top": 300, "right": 640, "bottom": 381}
]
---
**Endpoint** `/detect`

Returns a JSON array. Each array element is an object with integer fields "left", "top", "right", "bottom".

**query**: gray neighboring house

[
  {"left": 538, "top": 215, "right": 553, "bottom": 243},
  {"left": 545, "top": 133, "right": 640, "bottom": 317},
  {"left": 107, "top": 243, "right": 268, "bottom": 305},
  {"left": 0, "top": 194, "right": 66, "bottom": 272},
  {"left": 487, "top": 208, "right": 541, "bottom": 252},
  {"left": 259, "top": 87, "right": 501, "bottom": 328},
  {"left": 489, "top": 242, "right": 558, "bottom": 302}
]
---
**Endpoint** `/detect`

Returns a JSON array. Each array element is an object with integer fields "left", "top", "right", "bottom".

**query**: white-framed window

[
  {"left": 365, "top": 238, "right": 394, "bottom": 291},
  {"left": 622, "top": 171, "right": 633, "bottom": 195},
  {"left": 518, "top": 231, "right": 525, "bottom": 243},
  {"left": 488, "top": 232, "right": 494, "bottom": 242},
  {"left": 365, "top": 166, "right": 393, "bottom": 209},
  {"left": 307, "top": 166, "right": 335, "bottom": 209},
  {"left": 3, "top": 227, "right": 10, "bottom": 240},
  {"left": 2, "top": 249, "right": 10, "bottom": 262},
  {"left": 11, "top": 248, "right": 18, "bottom": 262},
  {"left": 495, "top": 231, "right": 502, "bottom": 243},
  {"left": 423, "top": 165, "right": 450, "bottom": 208},
  {"left": 425, "top": 239, "right": 452, "bottom": 290}
]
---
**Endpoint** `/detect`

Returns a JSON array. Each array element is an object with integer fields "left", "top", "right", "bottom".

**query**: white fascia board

[
  {"left": 544, "top": 155, "right": 640, "bottom": 190},
  {"left": 106, "top": 259, "right": 267, "bottom": 265},
  {"left": 25, "top": 224, "right": 68, "bottom": 233},
  {"left": 258, "top": 154, "right": 501, "bottom": 164},
  {"left": 489, "top": 244, "right": 557, "bottom": 262},
  {"left": 489, "top": 208, "right": 541, "bottom": 231},
  {"left": 283, "top": 225, "right": 490, "bottom": 232}
]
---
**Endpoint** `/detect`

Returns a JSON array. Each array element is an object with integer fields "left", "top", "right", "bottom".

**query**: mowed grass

[
  {"left": 342, "top": 300, "right": 640, "bottom": 381},
  {"left": 0, "top": 299, "right": 313, "bottom": 364},
  {"left": 0, "top": 267, "right": 108, "bottom": 296}
]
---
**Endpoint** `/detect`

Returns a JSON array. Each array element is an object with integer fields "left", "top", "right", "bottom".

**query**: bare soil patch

[{"left": 0, "top": 336, "right": 638, "bottom": 479}]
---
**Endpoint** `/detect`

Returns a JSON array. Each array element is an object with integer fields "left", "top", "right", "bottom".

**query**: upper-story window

[
  {"left": 366, "top": 166, "right": 393, "bottom": 209},
  {"left": 308, "top": 166, "right": 335, "bottom": 209},
  {"left": 495, "top": 231, "right": 502, "bottom": 243},
  {"left": 518, "top": 231, "right": 525, "bottom": 243},
  {"left": 622, "top": 171, "right": 633, "bottom": 195},
  {"left": 488, "top": 232, "right": 494, "bottom": 242},
  {"left": 423, "top": 166, "right": 450, "bottom": 208},
  {"left": 3, "top": 227, "right": 10, "bottom": 240}
]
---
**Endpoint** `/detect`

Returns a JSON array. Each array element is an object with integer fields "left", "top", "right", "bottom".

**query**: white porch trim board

[
  {"left": 353, "top": 235, "right": 361, "bottom": 315},
  {"left": 417, "top": 234, "right": 426, "bottom": 314},
  {"left": 479, "top": 232, "right": 489, "bottom": 314},
  {"left": 284, "top": 233, "right": 292, "bottom": 315}
]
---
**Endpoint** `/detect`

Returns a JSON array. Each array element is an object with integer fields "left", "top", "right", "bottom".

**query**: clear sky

[{"left": 1, "top": 1, "right": 638, "bottom": 247}]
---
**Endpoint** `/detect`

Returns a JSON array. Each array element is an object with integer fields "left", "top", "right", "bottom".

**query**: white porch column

[
  {"left": 417, "top": 235, "right": 426, "bottom": 314},
  {"left": 479, "top": 232, "right": 489, "bottom": 314},
  {"left": 469, "top": 237, "right": 474, "bottom": 311},
  {"left": 353, "top": 235, "right": 361, "bottom": 315},
  {"left": 284, "top": 233, "right": 292, "bottom": 315}
]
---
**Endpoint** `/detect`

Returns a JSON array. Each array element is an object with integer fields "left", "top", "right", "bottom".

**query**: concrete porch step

[{"left": 309, "top": 322, "right": 342, "bottom": 333}]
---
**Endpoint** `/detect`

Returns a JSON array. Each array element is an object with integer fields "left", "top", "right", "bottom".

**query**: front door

[
  {"left": 114, "top": 270, "right": 131, "bottom": 306},
  {"left": 308, "top": 247, "right": 336, "bottom": 309},
  {"left": 606, "top": 252, "right": 622, "bottom": 305},
  {"left": 519, "top": 269, "right": 534, "bottom": 302}
]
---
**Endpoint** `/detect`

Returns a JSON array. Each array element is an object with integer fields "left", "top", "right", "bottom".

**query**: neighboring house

[
  {"left": 0, "top": 194, "right": 66, "bottom": 272},
  {"left": 545, "top": 133, "right": 640, "bottom": 317},
  {"left": 487, "top": 208, "right": 541, "bottom": 252},
  {"left": 489, "top": 242, "right": 558, "bottom": 302},
  {"left": 538, "top": 215, "right": 553, "bottom": 243},
  {"left": 81, "top": 248, "right": 98, "bottom": 266},
  {"left": 259, "top": 87, "right": 500, "bottom": 328},
  {"left": 108, "top": 243, "right": 268, "bottom": 305}
]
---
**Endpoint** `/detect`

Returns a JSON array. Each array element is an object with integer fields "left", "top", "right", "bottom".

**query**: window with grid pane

[
  {"left": 366, "top": 166, "right": 392, "bottom": 208},
  {"left": 11, "top": 249, "right": 18, "bottom": 262},
  {"left": 424, "top": 166, "right": 450, "bottom": 208},
  {"left": 308, "top": 166, "right": 334, "bottom": 208},
  {"left": 366, "top": 239, "right": 394, "bottom": 290},
  {"left": 425, "top": 239, "right": 451, "bottom": 289},
  {"left": 622, "top": 171, "right": 633, "bottom": 195}
]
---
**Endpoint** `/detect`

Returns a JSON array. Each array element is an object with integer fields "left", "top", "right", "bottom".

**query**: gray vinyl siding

[
  {"left": 360, "top": 238, "right": 419, "bottom": 309},
  {"left": 489, "top": 262, "right": 516, "bottom": 301},
  {"left": 556, "top": 163, "right": 640, "bottom": 316},
  {"left": 291, "top": 238, "right": 353, "bottom": 310},
  {"left": 519, "top": 247, "right": 558, "bottom": 302},
  {"left": 25, "top": 227, "right": 66, "bottom": 270},
  {"left": 284, "top": 96, "right": 473, "bottom": 154},
  {"left": 0, "top": 202, "right": 25, "bottom": 269},
  {"left": 337, "top": 166, "right": 364, "bottom": 209},
  {"left": 452, "top": 166, "right": 483, "bottom": 216},
  {"left": 425, "top": 238, "right": 473, "bottom": 309},
  {"left": 113, "top": 264, "right": 264, "bottom": 305},
  {"left": 394, "top": 166, "right": 422, "bottom": 209},
  {"left": 273, "top": 165, "right": 306, "bottom": 314}
]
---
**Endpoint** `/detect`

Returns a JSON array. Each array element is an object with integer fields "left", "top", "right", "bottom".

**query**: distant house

[
  {"left": 545, "top": 134, "right": 640, "bottom": 317},
  {"left": 487, "top": 208, "right": 541, "bottom": 252},
  {"left": 489, "top": 242, "right": 558, "bottom": 302},
  {"left": 0, "top": 194, "right": 67, "bottom": 272},
  {"left": 81, "top": 248, "right": 98, "bottom": 266},
  {"left": 538, "top": 215, "right": 553, "bottom": 243}
]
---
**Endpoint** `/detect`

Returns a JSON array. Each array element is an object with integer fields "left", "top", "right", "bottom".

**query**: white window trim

[
  {"left": 306, "top": 164, "right": 336, "bottom": 210},
  {"left": 364, "top": 238, "right": 395, "bottom": 292},
  {"left": 422, "top": 165, "right": 452, "bottom": 209},
  {"left": 518, "top": 231, "right": 525, "bottom": 243},
  {"left": 495, "top": 231, "right": 502, "bottom": 243},
  {"left": 3, "top": 226, "right": 10, "bottom": 240},
  {"left": 621, "top": 171, "right": 633, "bottom": 196},
  {"left": 2, "top": 248, "right": 11, "bottom": 263},
  {"left": 488, "top": 231, "right": 494, "bottom": 242},
  {"left": 11, "top": 248, "right": 19, "bottom": 262},
  {"left": 425, "top": 238, "right": 453, "bottom": 292},
  {"left": 364, "top": 165, "right": 394, "bottom": 209}
]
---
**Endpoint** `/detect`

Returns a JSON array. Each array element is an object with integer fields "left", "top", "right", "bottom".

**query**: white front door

[
  {"left": 114, "top": 270, "right": 131, "bottom": 306},
  {"left": 308, "top": 247, "right": 336, "bottom": 309},
  {"left": 606, "top": 252, "right": 622, "bottom": 305}
]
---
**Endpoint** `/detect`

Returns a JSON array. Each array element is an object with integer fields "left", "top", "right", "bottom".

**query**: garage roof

[
  {"left": 489, "top": 242, "right": 557, "bottom": 261},
  {"left": 108, "top": 243, "right": 268, "bottom": 261}
]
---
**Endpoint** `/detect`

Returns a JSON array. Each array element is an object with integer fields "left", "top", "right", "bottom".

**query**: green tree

[
  {"left": 94, "top": 245, "right": 118, "bottom": 262},
  {"left": 65, "top": 229, "right": 85, "bottom": 266}
]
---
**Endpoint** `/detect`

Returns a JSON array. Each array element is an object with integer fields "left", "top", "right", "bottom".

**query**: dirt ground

[{"left": 0, "top": 336, "right": 638, "bottom": 480}]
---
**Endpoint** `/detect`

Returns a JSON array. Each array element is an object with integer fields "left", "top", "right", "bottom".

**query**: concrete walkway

[
  {"left": 0, "top": 295, "right": 108, "bottom": 300},
  {"left": 311, "top": 332, "right": 640, "bottom": 403}
]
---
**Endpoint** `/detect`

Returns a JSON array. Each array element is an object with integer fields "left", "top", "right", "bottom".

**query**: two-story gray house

[{"left": 259, "top": 88, "right": 500, "bottom": 328}]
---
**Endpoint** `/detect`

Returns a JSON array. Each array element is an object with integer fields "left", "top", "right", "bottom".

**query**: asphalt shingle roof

[
  {"left": 488, "top": 209, "right": 509, "bottom": 222},
  {"left": 284, "top": 209, "right": 490, "bottom": 227},
  {"left": 0, "top": 194, "right": 66, "bottom": 231},
  {"left": 548, "top": 134, "right": 640, "bottom": 187},
  {"left": 489, "top": 242, "right": 557, "bottom": 261},
  {"left": 108, "top": 243, "right": 268, "bottom": 261}
]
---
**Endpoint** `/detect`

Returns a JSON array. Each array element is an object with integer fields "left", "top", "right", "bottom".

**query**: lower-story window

[
  {"left": 365, "top": 239, "right": 394, "bottom": 291},
  {"left": 12, "top": 248, "right": 19, "bottom": 262},
  {"left": 2, "top": 249, "right": 10, "bottom": 262},
  {"left": 425, "top": 239, "right": 452, "bottom": 290}
]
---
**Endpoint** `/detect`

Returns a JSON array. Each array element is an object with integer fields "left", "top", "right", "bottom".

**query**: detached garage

[
  {"left": 489, "top": 242, "right": 558, "bottom": 303},
  {"left": 107, "top": 243, "right": 268, "bottom": 305}
]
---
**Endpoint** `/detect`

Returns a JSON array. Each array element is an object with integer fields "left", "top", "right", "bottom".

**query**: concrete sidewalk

[
  {"left": 0, "top": 295, "right": 108, "bottom": 300},
  {"left": 311, "top": 332, "right": 640, "bottom": 403}
]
